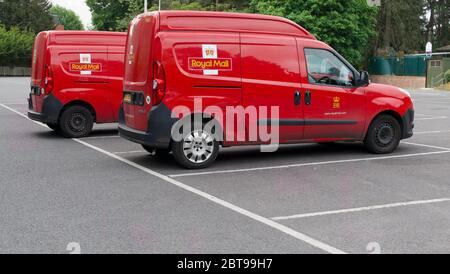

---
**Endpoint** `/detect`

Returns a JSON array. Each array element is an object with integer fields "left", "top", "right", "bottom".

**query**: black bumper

[
  {"left": 27, "top": 93, "right": 63, "bottom": 125},
  {"left": 118, "top": 103, "right": 175, "bottom": 149},
  {"left": 402, "top": 109, "right": 414, "bottom": 139}
]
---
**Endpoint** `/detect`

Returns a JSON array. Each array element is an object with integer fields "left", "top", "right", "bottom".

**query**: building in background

[{"left": 367, "top": 0, "right": 381, "bottom": 7}]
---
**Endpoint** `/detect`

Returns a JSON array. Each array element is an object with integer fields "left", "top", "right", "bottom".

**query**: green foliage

[
  {"left": 115, "top": 0, "right": 159, "bottom": 32},
  {"left": 425, "top": 0, "right": 450, "bottom": 49},
  {"left": 249, "top": 0, "right": 378, "bottom": 67},
  {"left": 88, "top": 0, "right": 250, "bottom": 31},
  {"left": 0, "top": 25, "right": 35, "bottom": 66},
  {"left": 377, "top": 0, "right": 425, "bottom": 54},
  {"left": 86, "top": 0, "right": 131, "bottom": 31},
  {"left": 445, "top": 69, "right": 450, "bottom": 83},
  {"left": 88, "top": 0, "right": 378, "bottom": 66},
  {"left": 50, "top": 5, "right": 84, "bottom": 30},
  {"left": 0, "top": 0, "right": 54, "bottom": 34}
]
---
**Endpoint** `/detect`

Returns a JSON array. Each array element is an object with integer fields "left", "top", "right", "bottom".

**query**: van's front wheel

[
  {"left": 172, "top": 123, "right": 219, "bottom": 169},
  {"left": 364, "top": 115, "right": 401, "bottom": 154},
  {"left": 59, "top": 106, "right": 94, "bottom": 138}
]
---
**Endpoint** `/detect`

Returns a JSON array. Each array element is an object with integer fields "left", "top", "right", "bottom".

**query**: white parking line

[
  {"left": 80, "top": 135, "right": 120, "bottom": 140},
  {"left": 272, "top": 198, "right": 450, "bottom": 221},
  {"left": 1, "top": 102, "right": 28, "bottom": 105},
  {"left": 415, "top": 116, "right": 448, "bottom": 121},
  {"left": 113, "top": 150, "right": 147, "bottom": 155},
  {"left": 170, "top": 150, "right": 450, "bottom": 178},
  {"left": 402, "top": 141, "right": 450, "bottom": 151},
  {"left": 415, "top": 130, "right": 450, "bottom": 135},
  {"left": 0, "top": 103, "right": 347, "bottom": 254}
]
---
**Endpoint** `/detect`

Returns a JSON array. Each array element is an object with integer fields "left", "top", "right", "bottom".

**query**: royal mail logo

[
  {"left": 333, "top": 96, "right": 341, "bottom": 109},
  {"left": 188, "top": 58, "right": 232, "bottom": 71},
  {"left": 69, "top": 63, "right": 102, "bottom": 72}
]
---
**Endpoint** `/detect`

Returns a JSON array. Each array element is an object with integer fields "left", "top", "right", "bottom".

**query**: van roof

[
  {"left": 42, "top": 31, "right": 127, "bottom": 46},
  {"left": 151, "top": 11, "right": 315, "bottom": 39}
]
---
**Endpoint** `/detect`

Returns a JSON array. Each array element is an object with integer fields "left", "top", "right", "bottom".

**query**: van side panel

[
  {"left": 159, "top": 11, "right": 315, "bottom": 39},
  {"left": 241, "top": 33, "right": 303, "bottom": 143},
  {"left": 52, "top": 45, "right": 113, "bottom": 122},
  {"left": 162, "top": 31, "right": 242, "bottom": 143}
]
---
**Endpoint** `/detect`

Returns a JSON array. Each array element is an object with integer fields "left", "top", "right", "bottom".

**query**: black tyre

[
  {"left": 142, "top": 145, "right": 171, "bottom": 157},
  {"left": 59, "top": 106, "right": 94, "bottom": 138},
  {"left": 171, "top": 122, "right": 220, "bottom": 169},
  {"left": 364, "top": 114, "right": 401, "bottom": 154},
  {"left": 47, "top": 123, "right": 60, "bottom": 132}
]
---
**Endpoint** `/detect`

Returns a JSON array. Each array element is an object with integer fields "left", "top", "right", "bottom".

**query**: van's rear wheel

[
  {"left": 364, "top": 115, "right": 401, "bottom": 154},
  {"left": 59, "top": 106, "right": 94, "bottom": 138},
  {"left": 172, "top": 122, "right": 219, "bottom": 169}
]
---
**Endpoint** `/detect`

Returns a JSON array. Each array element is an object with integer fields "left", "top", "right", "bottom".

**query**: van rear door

[
  {"left": 123, "top": 14, "right": 157, "bottom": 131},
  {"left": 108, "top": 44, "right": 126, "bottom": 121},
  {"left": 30, "top": 32, "right": 48, "bottom": 112}
]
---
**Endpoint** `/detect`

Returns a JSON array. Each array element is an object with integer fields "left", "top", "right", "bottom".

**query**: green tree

[
  {"left": 249, "top": 0, "right": 378, "bottom": 67},
  {"left": 89, "top": 0, "right": 249, "bottom": 31},
  {"left": 0, "top": 25, "right": 35, "bottom": 66},
  {"left": 86, "top": 0, "right": 132, "bottom": 31},
  {"left": 86, "top": 0, "right": 378, "bottom": 66},
  {"left": 376, "top": 0, "right": 425, "bottom": 55},
  {"left": 425, "top": 0, "right": 450, "bottom": 48},
  {"left": 115, "top": 0, "right": 159, "bottom": 32},
  {"left": 0, "top": 0, "right": 54, "bottom": 33},
  {"left": 50, "top": 5, "right": 84, "bottom": 30}
]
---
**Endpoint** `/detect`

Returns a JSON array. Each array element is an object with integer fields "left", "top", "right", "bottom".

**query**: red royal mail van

[
  {"left": 118, "top": 11, "right": 414, "bottom": 169},
  {"left": 28, "top": 31, "right": 127, "bottom": 138}
]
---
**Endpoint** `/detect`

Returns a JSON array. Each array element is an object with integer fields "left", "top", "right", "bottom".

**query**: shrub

[{"left": 0, "top": 25, "right": 35, "bottom": 67}]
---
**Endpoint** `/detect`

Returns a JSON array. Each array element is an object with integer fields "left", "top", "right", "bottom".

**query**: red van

[
  {"left": 28, "top": 31, "right": 127, "bottom": 138},
  {"left": 118, "top": 11, "right": 414, "bottom": 169}
]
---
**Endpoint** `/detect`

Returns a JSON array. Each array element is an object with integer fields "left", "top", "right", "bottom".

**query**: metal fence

[{"left": 369, "top": 56, "right": 427, "bottom": 77}]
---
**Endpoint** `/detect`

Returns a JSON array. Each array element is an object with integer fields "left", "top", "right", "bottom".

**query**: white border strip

[
  {"left": 272, "top": 198, "right": 450, "bottom": 221},
  {"left": 113, "top": 150, "right": 147, "bottom": 155},
  {"left": 170, "top": 150, "right": 450, "bottom": 178},
  {"left": 0, "top": 103, "right": 347, "bottom": 254},
  {"left": 415, "top": 116, "right": 448, "bottom": 121},
  {"left": 402, "top": 142, "right": 450, "bottom": 151},
  {"left": 80, "top": 135, "right": 120, "bottom": 140},
  {"left": 415, "top": 130, "right": 450, "bottom": 135}
]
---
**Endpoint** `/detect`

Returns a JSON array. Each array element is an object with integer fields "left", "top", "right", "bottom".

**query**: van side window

[{"left": 305, "top": 48, "right": 354, "bottom": 87}]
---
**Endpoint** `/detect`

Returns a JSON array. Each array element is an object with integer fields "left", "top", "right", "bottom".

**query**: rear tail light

[
  {"left": 44, "top": 65, "right": 54, "bottom": 94},
  {"left": 152, "top": 61, "right": 166, "bottom": 105}
]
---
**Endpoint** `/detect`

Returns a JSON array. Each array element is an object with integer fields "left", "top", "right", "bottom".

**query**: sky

[{"left": 50, "top": 0, "right": 92, "bottom": 29}]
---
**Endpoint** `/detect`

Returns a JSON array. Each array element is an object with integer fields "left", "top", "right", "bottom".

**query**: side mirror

[{"left": 357, "top": 71, "right": 370, "bottom": 87}]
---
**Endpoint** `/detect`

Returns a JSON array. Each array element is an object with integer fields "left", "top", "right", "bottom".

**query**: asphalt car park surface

[{"left": 1, "top": 77, "right": 449, "bottom": 254}]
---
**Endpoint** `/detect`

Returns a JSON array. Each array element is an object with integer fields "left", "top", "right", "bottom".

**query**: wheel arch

[
  {"left": 169, "top": 112, "right": 224, "bottom": 148},
  {"left": 365, "top": 110, "right": 403, "bottom": 140},
  {"left": 60, "top": 100, "right": 97, "bottom": 123}
]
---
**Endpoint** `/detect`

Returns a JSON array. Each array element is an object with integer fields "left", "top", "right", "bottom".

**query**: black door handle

[
  {"left": 305, "top": 91, "right": 312, "bottom": 105},
  {"left": 294, "top": 91, "right": 301, "bottom": 105}
]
